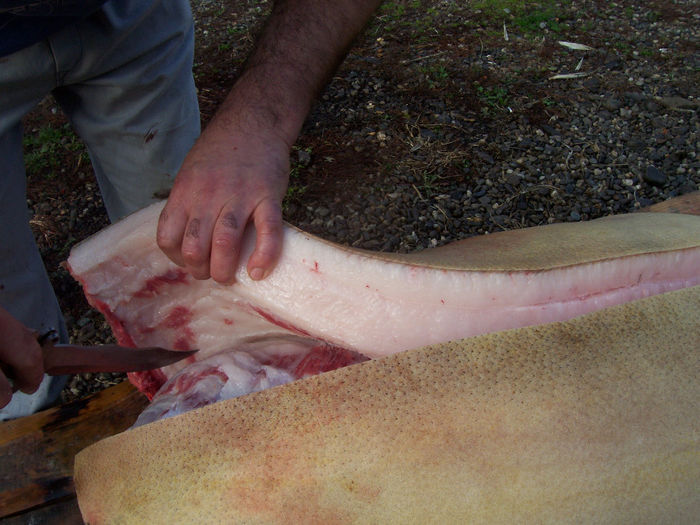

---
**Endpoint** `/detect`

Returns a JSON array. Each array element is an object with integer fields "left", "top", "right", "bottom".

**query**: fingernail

[{"left": 250, "top": 267, "right": 265, "bottom": 281}]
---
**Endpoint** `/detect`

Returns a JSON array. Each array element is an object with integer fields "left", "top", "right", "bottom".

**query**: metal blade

[{"left": 42, "top": 343, "right": 198, "bottom": 375}]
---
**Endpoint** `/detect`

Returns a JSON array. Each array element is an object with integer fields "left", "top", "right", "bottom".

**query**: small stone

[
  {"left": 569, "top": 210, "right": 581, "bottom": 221},
  {"left": 582, "top": 77, "right": 600, "bottom": 90},
  {"left": 474, "top": 150, "right": 494, "bottom": 164},
  {"left": 603, "top": 98, "right": 622, "bottom": 111},
  {"left": 297, "top": 149, "right": 311, "bottom": 166},
  {"left": 539, "top": 124, "right": 559, "bottom": 136},
  {"left": 657, "top": 96, "right": 700, "bottom": 110},
  {"left": 624, "top": 92, "right": 645, "bottom": 102},
  {"left": 643, "top": 165, "right": 667, "bottom": 187},
  {"left": 420, "top": 128, "right": 437, "bottom": 140},
  {"left": 505, "top": 173, "right": 521, "bottom": 186}
]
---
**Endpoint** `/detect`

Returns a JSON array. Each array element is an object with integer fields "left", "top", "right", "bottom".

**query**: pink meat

[
  {"left": 133, "top": 340, "right": 367, "bottom": 426},
  {"left": 67, "top": 202, "right": 700, "bottom": 422}
]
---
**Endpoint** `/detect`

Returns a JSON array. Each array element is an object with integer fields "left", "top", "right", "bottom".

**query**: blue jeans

[{"left": 0, "top": 0, "right": 200, "bottom": 419}]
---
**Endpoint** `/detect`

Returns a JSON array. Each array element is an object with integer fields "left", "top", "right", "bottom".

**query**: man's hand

[
  {"left": 157, "top": 0, "right": 382, "bottom": 283},
  {"left": 157, "top": 110, "right": 289, "bottom": 284},
  {"left": 0, "top": 306, "right": 44, "bottom": 408}
]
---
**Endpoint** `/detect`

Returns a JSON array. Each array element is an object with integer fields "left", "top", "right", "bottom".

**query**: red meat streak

[
  {"left": 130, "top": 305, "right": 195, "bottom": 398},
  {"left": 134, "top": 269, "right": 188, "bottom": 298},
  {"left": 162, "top": 306, "right": 195, "bottom": 351},
  {"left": 86, "top": 298, "right": 137, "bottom": 348},
  {"left": 128, "top": 369, "right": 167, "bottom": 400},
  {"left": 251, "top": 306, "right": 313, "bottom": 337},
  {"left": 71, "top": 266, "right": 367, "bottom": 400}
]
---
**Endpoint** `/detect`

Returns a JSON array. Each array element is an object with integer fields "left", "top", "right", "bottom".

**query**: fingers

[
  {"left": 206, "top": 198, "right": 284, "bottom": 284},
  {"left": 180, "top": 215, "right": 215, "bottom": 280},
  {"left": 5, "top": 330, "right": 44, "bottom": 394},
  {"left": 156, "top": 123, "right": 290, "bottom": 284},
  {"left": 0, "top": 308, "right": 44, "bottom": 408},
  {"left": 157, "top": 204, "right": 187, "bottom": 267},
  {"left": 159, "top": 201, "right": 216, "bottom": 280},
  {"left": 247, "top": 199, "right": 284, "bottom": 281},
  {"left": 159, "top": 196, "right": 284, "bottom": 285},
  {"left": 210, "top": 207, "right": 243, "bottom": 284},
  {"left": 0, "top": 371, "right": 13, "bottom": 408}
]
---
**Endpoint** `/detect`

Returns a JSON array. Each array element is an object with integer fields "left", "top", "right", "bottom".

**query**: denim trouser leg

[
  {"left": 52, "top": 0, "right": 201, "bottom": 221},
  {"left": 0, "top": 0, "right": 200, "bottom": 419},
  {"left": 0, "top": 123, "right": 69, "bottom": 420}
]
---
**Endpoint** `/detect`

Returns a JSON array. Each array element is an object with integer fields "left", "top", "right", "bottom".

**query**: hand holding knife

[
  {"left": 1, "top": 308, "right": 196, "bottom": 407},
  {"left": 37, "top": 335, "right": 198, "bottom": 376}
]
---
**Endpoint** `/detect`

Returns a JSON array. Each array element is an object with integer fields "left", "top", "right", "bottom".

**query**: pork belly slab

[
  {"left": 67, "top": 202, "right": 700, "bottom": 422},
  {"left": 69, "top": 202, "right": 700, "bottom": 523}
]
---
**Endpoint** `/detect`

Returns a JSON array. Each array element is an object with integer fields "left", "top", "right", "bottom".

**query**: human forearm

[
  {"left": 216, "top": 0, "right": 383, "bottom": 144},
  {"left": 158, "top": 0, "right": 382, "bottom": 284}
]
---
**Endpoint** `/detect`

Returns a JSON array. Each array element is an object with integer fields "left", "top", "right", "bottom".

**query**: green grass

[
  {"left": 374, "top": 1, "right": 566, "bottom": 39},
  {"left": 420, "top": 63, "right": 450, "bottom": 88},
  {"left": 475, "top": 83, "right": 510, "bottom": 110},
  {"left": 283, "top": 146, "right": 310, "bottom": 211},
  {"left": 374, "top": 1, "right": 439, "bottom": 40},
  {"left": 23, "top": 123, "right": 89, "bottom": 178},
  {"left": 472, "top": 0, "right": 566, "bottom": 33},
  {"left": 516, "top": 8, "right": 562, "bottom": 32}
]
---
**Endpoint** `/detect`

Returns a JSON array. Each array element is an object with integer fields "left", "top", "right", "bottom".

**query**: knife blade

[
  {"left": 41, "top": 341, "right": 198, "bottom": 375},
  {"left": 2, "top": 339, "right": 197, "bottom": 393}
]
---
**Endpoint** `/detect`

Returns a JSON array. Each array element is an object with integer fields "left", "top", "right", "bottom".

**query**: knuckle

[
  {"left": 256, "top": 232, "right": 283, "bottom": 258},
  {"left": 212, "top": 234, "right": 236, "bottom": 250},
  {"left": 252, "top": 250, "right": 277, "bottom": 267},
  {"left": 185, "top": 218, "right": 202, "bottom": 240},
  {"left": 218, "top": 211, "right": 240, "bottom": 231},
  {"left": 257, "top": 221, "right": 282, "bottom": 237},
  {"left": 181, "top": 247, "right": 208, "bottom": 267},
  {"left": 156, "top": 230, "right": 177, "bottom": 251},
  {"left": 189, "top": 267, "right": 211, "bottom": 281},
  {"left": 212, "top": 224, "right": 239, "bottom": 249},
  {"left": 210, "top": 267, "right": 234, "bottom": 285}
]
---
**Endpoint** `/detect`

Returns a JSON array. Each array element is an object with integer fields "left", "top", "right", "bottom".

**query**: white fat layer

[
  {"left": 231, "top": 228, "right": 699, "bottom": 355},
  {"left": 69, "top": 202, "right": 700, "bottom": 363}
]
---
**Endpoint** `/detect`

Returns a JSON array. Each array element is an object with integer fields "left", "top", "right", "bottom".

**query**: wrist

[{"left": 214, "top": 66, "right": 311, "bottom": 149}]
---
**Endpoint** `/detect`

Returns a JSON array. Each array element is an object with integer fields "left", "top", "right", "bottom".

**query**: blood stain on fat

[{"left": 135, "top": 269, "right": 188, "bottom": 298}]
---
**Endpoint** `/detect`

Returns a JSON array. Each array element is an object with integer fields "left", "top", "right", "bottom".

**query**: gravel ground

[{"left": 20, "top": 0, "right": 699, "bottom": 403}]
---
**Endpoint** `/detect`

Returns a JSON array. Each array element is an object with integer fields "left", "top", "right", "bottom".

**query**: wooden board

[
  {"left": 0, "top": 381, "right": 147, "bottom": 520},
  {"left": 1, "top": 191, "right": 699, "bottom": 523},
  {"left": 0, "top": 496, "right": 83, "bottom": 525}
]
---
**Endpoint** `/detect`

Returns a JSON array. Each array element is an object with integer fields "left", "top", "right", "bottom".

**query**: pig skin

[
  {"left": 66, "top": 201, "right": 700, "bottom": 400},
  {"left": 68, "top": 203, "right": 700, "bottom": 523},
  {"left": 74, "top": 286, "right": 700, "bottom": 524}
]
